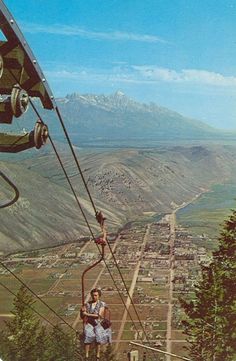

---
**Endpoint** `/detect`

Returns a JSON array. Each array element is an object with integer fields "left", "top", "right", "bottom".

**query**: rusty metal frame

[
  {"left": 81, "top": 241, "right": 105, "bottom": 306},
  {"left": 0, "top": 0, "right": 55, "bottom": 109},
  {"left": 0, "top": 170, "right": 19, "bottom": 208}
]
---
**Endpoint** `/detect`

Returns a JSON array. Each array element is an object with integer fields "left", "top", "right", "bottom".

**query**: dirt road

[
  {"left": 166, "top": 212, "right": 175, "bottom": 361},
  {"left": 114, "top": 224, "right": 150, "bottom": 352},
  {"left": 166, "top": 191, "right": 207, "bottom": 360}
]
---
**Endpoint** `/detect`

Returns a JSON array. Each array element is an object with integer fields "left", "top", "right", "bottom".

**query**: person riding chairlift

[{"left": 81, "top": 288, "right": 112, "bottom": 361}]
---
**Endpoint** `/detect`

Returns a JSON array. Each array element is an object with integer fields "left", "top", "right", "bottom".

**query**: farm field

[{"left": 176, "top": 182, "right": 236, "bottom": 247}]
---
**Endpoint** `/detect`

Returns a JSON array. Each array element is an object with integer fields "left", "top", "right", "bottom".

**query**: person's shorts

[{"left": 84, "top": 323, "right": 112, "bottom": 344}]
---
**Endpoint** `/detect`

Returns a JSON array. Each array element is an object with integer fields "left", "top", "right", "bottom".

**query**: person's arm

[
  {"left": 83, "top": 303, "right": 105, "bottom": 318},
  {"left": 81, "top": 303, "right": 101, "bottom": 318},
  {"left": 98, "top": 306, "right": 105, "bottom": 319},
  {"left": 82, "top": 311, "right": 99, "bottom": 318},
  {"left": 80, "top": 304, "right": 98, "bottom": 318}
]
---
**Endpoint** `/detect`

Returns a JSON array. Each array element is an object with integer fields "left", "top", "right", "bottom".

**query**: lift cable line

[
  {"left": 77, "top": 224, "right": 158, "bottom": 357},
  {"left": 27, "top": 99, "right": 145, "bottom": 339},
  {"left": 28, "top": 98, "right": 95, "bottom": 237},
  {"left": 54, "top": 104, "right": 97, "bottom": 215},
  {"left": 26, "top": 98, "right": 147, "bottom": 337},
  {"left": 106, "top": 237, "right": 151, "bottom": 336},
  {"left": 5, "top": 76, "right": 144, "bottom": 336},
  {"left": 4, "top": 99, "right": 158, "bottom": 359},
  {"left": 30, "top": 96, "right": 142, "bottom": 332},
  {"left": 93, "top": 245, "right": 140, "bottom": 334},
  {"left": 30, "top": 103, "right": 158, "bottom": 358},
  {"left": 93, "top": 217, "right": 156, "bottom": 353},
  {"left": 27, "top": 100, "right": 148, "bottom": 342},
  {"left": 105, "top": 239, "right": 160, "bottom": 360},
  {"left": 2, "top": 98, "right": 143, "bottom": 341},
  {"left": 130, "top": 342, "right": 192, "bottom": 361},
  {"left": 4, "top": 88, "right": 158, "bottom": 359}
]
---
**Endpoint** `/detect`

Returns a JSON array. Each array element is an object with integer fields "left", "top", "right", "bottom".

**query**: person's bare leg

[
  {"left": 96, "top": 344, "right": 101, "bottom": 359},
  {"left": 85, "top": 344, "right": 90, "bottom": 358}
]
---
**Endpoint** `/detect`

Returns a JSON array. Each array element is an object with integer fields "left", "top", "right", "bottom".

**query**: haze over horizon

[{"left": 3, "top": 0, "right": 236, "bottom": 130}]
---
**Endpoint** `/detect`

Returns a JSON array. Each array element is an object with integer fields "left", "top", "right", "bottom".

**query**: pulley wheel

[
  {"left": 11, "top": 84, "right": 29, "bottom": 117},
  {"left": 0, "top": 55, "right": 3, "bottom": 79},
  {"left": 34, "top": 121, "right": 49, "bottom": 149}
]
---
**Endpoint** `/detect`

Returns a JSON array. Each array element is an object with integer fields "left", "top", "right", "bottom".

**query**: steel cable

[
  {"left": 6, "top": 72, "right": 158, "bottom": 357},
  {"left": 54, "top": 105, "right": 97, "bottom": 215},
  {"left": 4, "top": 33, "right": 159, "bottom": 360},
  {"left": 27, "top": 100, "right": 141, "bottom": 336},
  {"left": 30, "top": 100, "right": 159, "bottom": 359}
]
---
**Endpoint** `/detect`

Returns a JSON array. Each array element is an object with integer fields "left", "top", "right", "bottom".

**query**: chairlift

[
  {"left": 0, "top": 170, "right": 19, "bottom": 208},
  {"left": 0, "top": 1, "right": 55, "bottom": 206}
]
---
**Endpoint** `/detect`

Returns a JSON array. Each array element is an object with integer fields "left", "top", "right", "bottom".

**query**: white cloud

[
  {"left": 22, "top": 22, "right": 166, "bottom": 44},
  {"left": 45, "top": 65, "right": 236, "bottom": 89},
  {"left": 133, "top": 66, "right": 236, "bottom": 86}
]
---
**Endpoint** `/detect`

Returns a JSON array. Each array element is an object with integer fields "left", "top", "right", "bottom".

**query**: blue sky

[{"left": 3, "top": 0, "right": 236, "bottom": 129}]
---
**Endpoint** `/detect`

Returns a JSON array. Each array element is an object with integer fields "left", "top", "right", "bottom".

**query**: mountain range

[{"left": 3, "top": 91, "right": 233, "bottom": 144}]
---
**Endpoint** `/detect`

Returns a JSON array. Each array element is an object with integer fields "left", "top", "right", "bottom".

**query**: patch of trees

[
  {"left": 0, "top": 286, "right": 116, "bottom": 361},
  {"left": 181, "top": 210, "right": 236, "bottom": 360}
]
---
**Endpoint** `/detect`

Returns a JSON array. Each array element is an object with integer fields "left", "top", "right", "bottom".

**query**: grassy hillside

[
  {"left": 1, "top": 143, "right": 236, "bottom": 253},
  {"left": 0, "top": 157, "right": 126, "bottom": 254}
]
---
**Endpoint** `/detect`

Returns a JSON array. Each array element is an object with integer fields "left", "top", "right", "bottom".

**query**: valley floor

[{"left": 0, "top": 199, "right": 211, "bottom": 360}]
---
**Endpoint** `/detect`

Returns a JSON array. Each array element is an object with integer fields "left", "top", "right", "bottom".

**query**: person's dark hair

[{"left": 90, "top": 288, "right": 101, "bottom": 297}]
